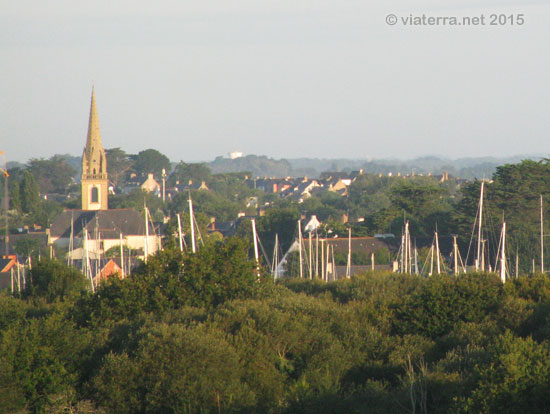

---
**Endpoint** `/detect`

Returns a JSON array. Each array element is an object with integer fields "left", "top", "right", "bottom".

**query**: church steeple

[
  {"left": 85, "top": 87, "right": 103, "bottom": 153},
  {"left": 81, "top": 87, "right": 108, "bottom": 210}
]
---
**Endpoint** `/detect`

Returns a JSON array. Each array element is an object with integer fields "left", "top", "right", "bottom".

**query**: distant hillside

[
  {"left": 209, "top": 155, "right": 309, "bottom": 178},
  {"left": 208, "top": 154, "right": 545, "bottom": 179},
  {"left": 12, "top": 152, "right": 545, "bottom": 182}
]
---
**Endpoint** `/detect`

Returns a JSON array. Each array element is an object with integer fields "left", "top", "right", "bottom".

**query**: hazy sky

[{"left": 1, "top": 0, "right": 549, "bottom": 163}]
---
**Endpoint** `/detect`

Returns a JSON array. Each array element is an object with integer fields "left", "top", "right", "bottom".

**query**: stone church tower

[{"left": 81, "top": 88, "right": 108, "bottom": 210}]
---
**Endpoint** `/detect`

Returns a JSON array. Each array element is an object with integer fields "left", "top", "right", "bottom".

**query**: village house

[{"left": 140, "top": 173, "right": 161, "bottom": 195}]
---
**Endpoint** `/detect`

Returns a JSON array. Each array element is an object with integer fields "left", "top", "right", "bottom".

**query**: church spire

[
  {"left": 85, "top": 86, "right": 102, "bottom": 152},
  {"left": 81, "top": 87, "right": 108, "bottom": 210}
]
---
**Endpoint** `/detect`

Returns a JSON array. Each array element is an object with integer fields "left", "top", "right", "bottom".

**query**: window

[{"left": 91, "top": 186, "right": 99, "bottom": 203}]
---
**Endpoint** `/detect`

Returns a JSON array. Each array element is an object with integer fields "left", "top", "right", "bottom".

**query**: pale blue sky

[{"left": 1, "top": 0, "right": 549, "bottom": 162}]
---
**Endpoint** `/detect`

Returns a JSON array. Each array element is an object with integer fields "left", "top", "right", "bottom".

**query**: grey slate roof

[{"left": 50, "top": 209, "right": 146, "bottom": 239}]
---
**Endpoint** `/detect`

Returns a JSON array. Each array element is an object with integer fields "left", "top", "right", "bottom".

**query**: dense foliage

[{"left": 2, "top": 237, "right": 550, "bottom": 413}]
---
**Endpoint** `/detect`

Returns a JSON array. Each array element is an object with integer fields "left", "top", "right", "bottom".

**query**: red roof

[
  {"left": 94, "top": 259, "right": 122, "bottom": 283},
  {"left": 0, "top": 255, "right": 17, "bottom": 273}
]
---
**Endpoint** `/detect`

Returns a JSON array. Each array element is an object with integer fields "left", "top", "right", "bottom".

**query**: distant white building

[
  {"left": 304, "top": 215, "right": 321, "bottom": 233},
  {"left": 229, "top": 151, "right": 243, "bottom": 159}
]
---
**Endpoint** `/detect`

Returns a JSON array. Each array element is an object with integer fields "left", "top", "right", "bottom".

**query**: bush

[{"left": 24, "top": 258, "right": 89, "bottom": 303}]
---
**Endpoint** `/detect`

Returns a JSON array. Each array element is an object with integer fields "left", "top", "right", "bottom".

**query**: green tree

[
  {"left": 105, "top": 147, "right": 133, "bottom": 188},
  {"left": 75, "top": 238, "right": 261, "bottom": 326},
  {"left": 168, "top": 161, "right": 212, "bottom": 187},
  {"left": 0, "top": 311, "right": 90, "bottom": 414},
  {"left": 13, "top": 237, "right": 43, "bottom": 257},
  {"left": 33, "top": 199, "right": 63, "bottom": 228},
  {"left": 395, "top": 273, "right": 504, "bottom": 338},
  {"left": 28, "top": 155, "right": 76, "bottom": 194},
  {"left": 24, "top": 258, "right": 89, "bottom": 302},
  {"left": 20, "top": 170, "right": 41, "bottom": 215},
  {"left": 389, "top": 179, "right": 452, "bottom": 235},
  {"left": 9, "top": 180, "right": 21, "bottom": 212},
  {"left": 454, "top": 160, "right": 550, "bottom": 273},
  {"left": 456, "top": 332, "right": 550, "bottom": 413},
  {"left": 132, "top": 149, "right": 171, "bottom": 179},
  {"left": 348, "top": 174, "right": 393, "bottom": 218},
  {"left": 167, "top": 237, "right": 260, "bottom": 307},
  {"left": 208, "top": 172, "right": 257, "bottom": 202},
  {"left": 258, "top": 206, "right": 301, "bottom": 255},
  {"left": 91, "top": 324, "right": 252, "bottom": 414},
  {"left": 170, "top": 189, "right": 241, "bottom": 222}
]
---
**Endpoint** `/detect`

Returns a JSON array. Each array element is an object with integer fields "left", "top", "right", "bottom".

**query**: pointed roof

[
  {"left": 94, "top": 259, "right": 123, "bottom": 283},
  {"left": 85, "top": 87, "right": 102, "bottom": 151}
]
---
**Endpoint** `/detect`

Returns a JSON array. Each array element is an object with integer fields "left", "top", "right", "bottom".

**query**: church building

[{"left": 48, "top": 88, "right": 160, "bottom": 262}]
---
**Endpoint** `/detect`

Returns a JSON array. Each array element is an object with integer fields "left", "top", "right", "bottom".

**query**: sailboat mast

[
  {"left": 251, "top": 218, "right": 260, "bottom": 278},
  {"left": 453, "top": 235, "right": 459, "bottom": 275},
  {"left": 315, "top": 231, "right": 319, "bottom": 278},
  {"left": 346, "top": 228, "right": 351, "bottom": 279},
  {"left": 403, "top": 222, "right": 409, "bottom": 273},
  {"left": 400, "top": 231, "right": 406, "bottom": 273},
  {"left": 515, "top": 249, "right": 519, "bottom": 278},
  {"left": 500, "top": 222, "right": 507, "bottom": 283},
  {"left": 176, "top": 213, "right": 184, "bottom": 252},
  {"left": 84, "top": 228, "right": 94, "bottom": 293},
  {"left": 435, "top": 231, "right": 441, "bottom": 274},
  {"left": 298, "top": 220, "right": 303, "bottom": 278},
  {"left": 481, "top": 239, "right": 486, "bottom": 272},
  {"left": 309, "top": 232, "right": 313, "bottom": 279},
  {"left": 321, "top": 239, "right": 325, "bottom": 281},
  {"left": 326, "top": 242, "right": 331, "bottom": 281},
  {"left": 120, "top": 232, "right": 124, "bottom": 279},
  {"left": 541, "top": 195, "right": 544, "bottom": 274},
  {"left": 476, "top": 181, "right": 485, "bottom": 271},
  {"left": 272, "top": 234, "right": 279, "bottom": 279},
  {"left": 429, "top": 244, "right": 434, "bottom": 276},
  {"left": 188, "top": 196, "right": 196, "bottom": 254},
  {"left": 144, "top": 205, "right": 149, "bottom": 262},
  {"left": 97, "top": 229, "right": 101, "bottom": 280},
  {"left": 151, "top": 208, "right": 161, "bottom": 252},
  {"left": 332, "top": 245, "right": 337, "bottom": 281},
  {"left": 68, "top": 212, "right": 74, "bottom": 266},
  {"left": 408, "top": 226, "right": 413, "bottom": 273}
]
